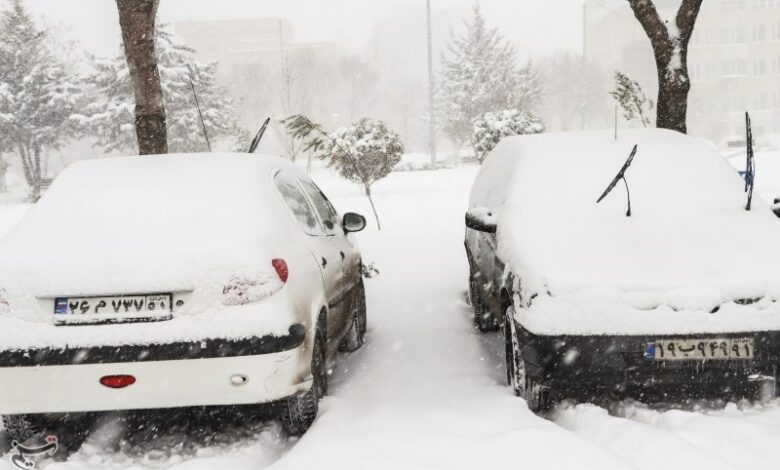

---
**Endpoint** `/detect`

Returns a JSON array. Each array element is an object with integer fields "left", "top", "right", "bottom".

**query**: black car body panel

[{"left": 513, "top": 320, "right": 780, "bottom": 399}]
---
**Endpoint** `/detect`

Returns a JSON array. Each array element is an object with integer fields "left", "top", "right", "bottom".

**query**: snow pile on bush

[
  {"left": 472, "top": 109, "right": 543, "bottom": 162},
  {"left": 394, "top": 153, "right": 437, "bottom": 172},
  {"left": 471, "top": 129, "right": 780, "bottom": 335},
  {"left": 328, "top": 118, "right": 403, "bottom": 193}
]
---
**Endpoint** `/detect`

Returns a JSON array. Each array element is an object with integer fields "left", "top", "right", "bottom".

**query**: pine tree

[
  {"left": 0, "top": 0, "right": 82, "bottom": 198},
  {"left": 79, "top": 25, "right": 246, "bottom": 154},
  {"left": 436, "top": 4, "right": 541, "bottom": 153},
  {"left": 610, "top": 71, "right": 653, "bottom": 128}
]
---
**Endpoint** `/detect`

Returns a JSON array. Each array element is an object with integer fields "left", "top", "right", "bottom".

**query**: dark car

[{"left": 465, "top": 129, "right": 780, "bottom": 412}]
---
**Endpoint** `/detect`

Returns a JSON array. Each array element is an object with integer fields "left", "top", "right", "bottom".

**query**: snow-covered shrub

[
  {"left": 327, "top": 119, "right": 404, "bottom": 196},
  {"left": 472, "top": 109, "right": 544, "bottom": 162}
]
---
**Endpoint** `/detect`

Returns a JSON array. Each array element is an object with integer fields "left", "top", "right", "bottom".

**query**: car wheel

[
  {"left": 470, "top": 271, "right": 499, "bottom": 332},
  {"left": 505, "top": 306, "right": 553, "bottom": 413},
  {"left": 279, "top": 325, "right": 327, "bottom": 436},
  {"left": 339, "top": 280, "right": 367, "bottom": 352}
]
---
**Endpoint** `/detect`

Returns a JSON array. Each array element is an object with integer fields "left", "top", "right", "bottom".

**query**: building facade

[{"left": 584, "top": 0, "right": 780, "bottom": 141}]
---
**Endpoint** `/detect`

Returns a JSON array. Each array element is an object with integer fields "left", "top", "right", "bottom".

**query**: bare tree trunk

[
  {"left": 363, "top": 184, "right": 381, "bottom": 231},
  {"left": 116, "top": 0, "right": 167, "bottom": 155},
  {"left": 17, "top": 143, "right": 32, "bottom": 189},
  {"left": 627, "top": 0, "right": 702, "bottom": 134}
]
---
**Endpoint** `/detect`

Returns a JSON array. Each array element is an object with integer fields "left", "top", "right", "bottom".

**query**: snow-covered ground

[{"left": 2, "top": 165, "right": 780, "bottom": 469}]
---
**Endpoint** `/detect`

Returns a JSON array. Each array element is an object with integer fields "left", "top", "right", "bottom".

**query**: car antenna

[
  {"left": 188, "top": 72, "right": 212, "bottom": 152},
  {"left": 744, "top": 111, "right": 755, "bottom": 211},
  {"left": 248, "top": 117, "right": 271, "bottom": 154},
  {"left": 596, "top": 144, "right": 638, "bottom": 217}
]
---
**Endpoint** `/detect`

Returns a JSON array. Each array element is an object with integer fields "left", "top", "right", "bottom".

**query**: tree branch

[
  {"left": 627, "top": 0, "right": 673, "bottom": 64},
  {"left": 675, "top": 0, "right": 704, "bottom": 45}
]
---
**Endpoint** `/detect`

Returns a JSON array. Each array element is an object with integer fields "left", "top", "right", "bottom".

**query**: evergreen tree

[
  {"left": 436, "top": 5, "right": 541, "bottom": 153},
  {"left": 610, "top": 71, "right": 653, "bottom": 128},
  {"left": 80, "top": 25, "right": 246, "bottom": 154},
  {"left": 0, "top": 0, "right": 82, "bottom": 198}
]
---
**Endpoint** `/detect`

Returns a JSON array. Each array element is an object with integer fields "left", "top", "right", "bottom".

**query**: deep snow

[{"left": 1, "top": 164, "right": 780, "bottom": 469}]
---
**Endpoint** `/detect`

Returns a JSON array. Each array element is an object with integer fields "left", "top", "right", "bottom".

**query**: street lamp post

[{"left": 426, "top": 0, "right": 437, "bottom": 166}]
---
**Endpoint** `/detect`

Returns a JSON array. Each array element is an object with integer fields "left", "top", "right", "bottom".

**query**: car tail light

[
  {"left": 272, "top": 259, "right": 289, "bottom": 283},
  {"left": 100, "top": 375, "right": 136, "bottom": 389},
  {"left": 222, "top": 260, "right": 287, "bottom": 306}
]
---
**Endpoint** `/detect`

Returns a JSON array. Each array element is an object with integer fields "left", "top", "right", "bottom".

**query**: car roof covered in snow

[
  {"left": 470, "top": 129, "right": 780, "bottom": 300},
  {"left": 0, "top": 153, "right": 306, "bottom": 295}
]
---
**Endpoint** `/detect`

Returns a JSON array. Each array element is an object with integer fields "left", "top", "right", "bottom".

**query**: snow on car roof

[
  {"left": 471, "top": 129, "right": 780, "bottom": 304},
  {"left": 0, "top": 153, "right": 299, "bottom": 297}
]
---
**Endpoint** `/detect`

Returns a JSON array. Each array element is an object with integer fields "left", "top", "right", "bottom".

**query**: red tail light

[
  {"left": 272, "top": 259, "right": 289, "bottom": 283},
  {"left": 100, "top": 375, "right": 136, "bottom": 389}
]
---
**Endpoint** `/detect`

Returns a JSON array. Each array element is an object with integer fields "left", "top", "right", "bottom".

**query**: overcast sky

[{"left": 21, "top": 0, "right": 585, "bottom": 59}]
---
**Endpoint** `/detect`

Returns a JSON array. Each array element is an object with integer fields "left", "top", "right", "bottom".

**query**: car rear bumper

[
  {"left": 0, "top": 325, "right": 309, "bottom": 415},
  {"left": 515, "top": 323, "right": 780, "bottom": 397}
]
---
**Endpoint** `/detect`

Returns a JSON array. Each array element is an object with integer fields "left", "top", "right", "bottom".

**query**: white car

[{"left": 0, "top": 153, "right": 368, "bottom": 441}]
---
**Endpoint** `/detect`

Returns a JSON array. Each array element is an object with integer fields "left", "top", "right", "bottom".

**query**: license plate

[
  {"left": 54, "top": 294, "right": 172, "bottom": 324},
  {"left": 645, "top": 338, "right": 754, "bottom": 361}
]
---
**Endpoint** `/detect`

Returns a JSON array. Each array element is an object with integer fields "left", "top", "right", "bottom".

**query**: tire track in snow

[
  {"left": 268, "top": 168, "right": 640, "bottom": 470},
  {"left": 617, "top": 402, "right": 780, "bottom": 469},
  {"left": 554, "top": 403, "right": 739, "bottom": 470}
]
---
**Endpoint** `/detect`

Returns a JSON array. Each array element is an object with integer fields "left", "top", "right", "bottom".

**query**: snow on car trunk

[
  {"left": 471, "top": 129, "right": 780, "bottom": 335},
  {"left": 0, "top": 154, "right": 294, "bottom": 337}
]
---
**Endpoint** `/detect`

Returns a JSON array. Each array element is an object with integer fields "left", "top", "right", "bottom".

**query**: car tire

[
  {"left": 469, "top": 270, "right": 499, "bottom": 332},
  {"left": 504, "top": 307, "right": 553, "bottom": 413},
  {"left": 339, "top": 280, "right": 367, "bottom": 352},
  {"left": 279, "top": 324, "right": 327, "bottom": 436}
]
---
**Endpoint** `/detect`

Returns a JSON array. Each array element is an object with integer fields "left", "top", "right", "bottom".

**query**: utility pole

[{"left": 426, "top": 0, "right": 437, "bottom": 166}]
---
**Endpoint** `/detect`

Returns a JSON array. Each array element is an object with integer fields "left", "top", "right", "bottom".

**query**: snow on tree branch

[
  {"left": 472, "top": 109, "right": 543, "bottom": 162},
  {"left": 77, "top": 25, "right": 246, "bottom": 154}
]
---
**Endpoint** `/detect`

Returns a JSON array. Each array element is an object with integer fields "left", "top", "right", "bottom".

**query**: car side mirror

[
  {"left": 343, "top": 212, "right": 367, "bottom": 233},
  {"left": 465, "top": 207, "right": 497, "bottom": 233}
]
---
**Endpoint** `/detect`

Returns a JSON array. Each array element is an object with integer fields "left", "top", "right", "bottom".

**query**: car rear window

[
  {"left": 299, "top": 179, "right": 340, "bottom": 235},
  {"left": 274, "top": 171, "right": 322, "bottom": 235}
]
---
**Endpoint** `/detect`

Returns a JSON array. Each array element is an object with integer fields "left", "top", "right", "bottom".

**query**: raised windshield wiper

[{"left": 596, "top": 144, "right": 638, "bottom": 217}]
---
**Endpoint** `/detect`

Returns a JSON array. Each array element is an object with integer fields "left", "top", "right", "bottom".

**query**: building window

[
  {"left": 722, "top": 0, "right": 747, "bottom": 9},
  {"left": 722, "top": 59, "right": 747, "bottom": 76},
  {"left": 722, "top": 26, "right": 747, "bottom": 43},
  {"left": 705, "top": 62, "right": 716, "bottom": 79},
  {"left": 753, "top": 25, "right": 766, "bottom": 41},
  {"left": 754, "top": 94, "right": 768, "bottom": 110},
  {"left": 754, "top": 59, "right": 767, "bottom": 75}
]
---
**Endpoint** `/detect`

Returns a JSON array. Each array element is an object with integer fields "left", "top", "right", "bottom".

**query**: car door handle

[
  {"left": 321, "top": 257, "right": 327, "bottom": 268},
  {"left": 340, "top": 251, "right": 345, "bottom": 260}
]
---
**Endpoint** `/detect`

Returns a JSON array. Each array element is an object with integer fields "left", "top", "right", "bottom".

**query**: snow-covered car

[
  {"left": 0, "top": 154, "right": 368, "bottom": 440},
  {"left": 465, "top": 129, "right": 780, "bottom": 412}
]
